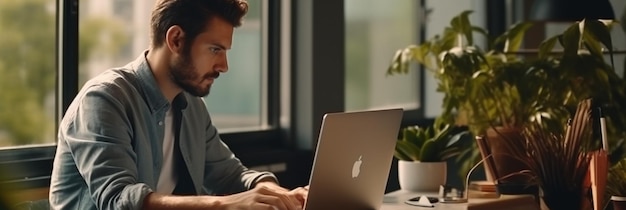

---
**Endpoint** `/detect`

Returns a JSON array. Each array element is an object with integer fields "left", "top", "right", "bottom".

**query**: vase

[
  {"left": 398, "top": 160, "right": 446, "bottom": 192},
  {"left": 484, "top": 127, "right": 529, "bottom": 183},
  {"left": 542, "top": 189, "right": 589, "bottom": 210},
  {"left": 612, "top": 196, "right": 626, "bottom": 210}
]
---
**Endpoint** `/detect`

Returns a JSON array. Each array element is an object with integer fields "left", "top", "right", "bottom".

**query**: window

[
  {"left": 344, "top": 0, "right": 421, "bottom": 112},
  {"left": 78, "top": 0, "right": 266, "bottom": 132},
  {"left": 422, "top": 0, "right": 486, "bottom": 118},
  {"left": 0, "top": 0, "right": 57, "bottom": 147},
  {"left": 0, "top": 1, "right": 273, "bottom": 149},
  {"left": 204, "top": 1, "right": 265, "bottom": 131},
  {"left": 0, "top": 0, "right": 277, "bottom": 189}
]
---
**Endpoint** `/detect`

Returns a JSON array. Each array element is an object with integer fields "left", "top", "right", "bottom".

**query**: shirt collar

[
  {"left": 131, "top": 51, "right": 190, "bottom": 113},
  {"left": 131, "top": 50, "right": 170, "bottom": 114}
]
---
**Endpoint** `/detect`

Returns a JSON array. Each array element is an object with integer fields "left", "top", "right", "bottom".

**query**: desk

[{"left": 380, "top": 190, "right": 540, "bottom": 210}]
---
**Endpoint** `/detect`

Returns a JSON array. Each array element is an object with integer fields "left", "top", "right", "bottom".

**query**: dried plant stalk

[{"left": 516, "top": 99, "right": 594, "bottom": 210}]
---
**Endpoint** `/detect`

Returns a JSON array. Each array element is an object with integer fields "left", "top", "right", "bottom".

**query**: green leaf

[
  {"left": 396, "top": 140, "right": 421, "bottom": 161},
  {"left": 469, "top": 71, "right": 490, "bottom": 98},
  {"left": 471, "top": 26, "right": 489, "bottom": 38},
  {"left": 538, "top": 36, "right": 559, "bottom": 59},
  {"left": 582, "top": 19, "right": 614, "bottom": 68},
  {"left": 433, "top": 124, "right": 452, "bottom": 143},
  {"left": 450, "top": 10, "right": 474, "bottom": 46},
  {"left": 446, "top": 130, "right": 471, "bottom": 148},
  {"left": 561, "top": 23, "right": 581, "bottom": 58},
  {"left": 404, "top": 127, "right": 423, "bottom": 147},
  {"left": 411, "top": 44, "right": 427, "bottom": 64},
  {"left": 440, "top": 27, "right": 460, "bottom": 51},
  {"left": 393, "top": 150, "right": 411, "bottom": 161},
  {"left": 439, "top": 147, "right": 460, "bottom": 160},
  {"left": 386, "top": 49, "right": 404, "bottom": 76},
  {"left": 494, "top": 22, "right": 533, "bottom": 53},
  {"left": 419, "top": 140, "right": 438, "bottom": 162}
]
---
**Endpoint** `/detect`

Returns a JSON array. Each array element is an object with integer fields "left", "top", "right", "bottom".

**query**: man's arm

[
  {"left": 60, "top": 84, "right": 153, "bottom": 209},
  {"left": 191, "top": 98, "right": 278, "bottom": 194},
  {"left": 142, "top": 193, "right": 222, "bottom": 210},
  {"left": 143, "top": 186, "right": 305, "bottom": 210}
]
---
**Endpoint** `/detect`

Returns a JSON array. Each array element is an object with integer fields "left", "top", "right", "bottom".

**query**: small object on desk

[
  {"left": 469, "top": 180, "right": 496, "bottom": 192},
  {"left": 439, "top": 185, "right": 468, "bottom": 203},
  {"left": 468, "top": 180, "right": 499, "bottom": 198},
  {"left": 467, "top": 189, "right": 499, "bottom": 199},
  {"left": 405, "top": 195, "right": 436, "bottom": 207},
  {"left": 408, "top": 195, "right": 438, "bottom": 203}
]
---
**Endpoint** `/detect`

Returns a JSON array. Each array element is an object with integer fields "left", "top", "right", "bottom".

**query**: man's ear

[{"left": 165, "top": 25, "right": 185, "bottom": 55}]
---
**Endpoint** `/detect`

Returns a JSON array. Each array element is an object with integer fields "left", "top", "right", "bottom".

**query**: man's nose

[{"left": 216, "top": 55, "right": 228, "bottom": 73}]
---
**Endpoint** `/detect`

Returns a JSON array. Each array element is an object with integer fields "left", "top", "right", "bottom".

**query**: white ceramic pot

[{"left": 398, "top": 160, "right": 447, "bottom": 192}]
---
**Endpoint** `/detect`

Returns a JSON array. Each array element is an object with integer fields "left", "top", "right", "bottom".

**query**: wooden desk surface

[{"left": 380, "top": 190, "right": 540, "bottom": 210}]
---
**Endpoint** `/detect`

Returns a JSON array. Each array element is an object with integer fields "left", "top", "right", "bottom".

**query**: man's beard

[{"left": 169, "top": 53, "right": 218, "bottom": 97}]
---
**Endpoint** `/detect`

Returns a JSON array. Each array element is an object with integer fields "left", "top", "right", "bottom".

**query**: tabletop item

[{"left": 304, "top": 108, "right": 403, "bottom": 210}]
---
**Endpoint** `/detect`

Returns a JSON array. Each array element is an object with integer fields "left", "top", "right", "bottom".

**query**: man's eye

[{"left": 210, "top": 47, "right": 221, "bottom": 54}]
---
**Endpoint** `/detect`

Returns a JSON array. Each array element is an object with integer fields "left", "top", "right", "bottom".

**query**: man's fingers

[
  {"left": 256, "top": 194, "right": 289, "bottom": 210},
  {"left": 286, "top": 193, "right": 303, "bottom": 210},
  {"left": 256, "top": 186, "right": 301, "bottom": 210}
]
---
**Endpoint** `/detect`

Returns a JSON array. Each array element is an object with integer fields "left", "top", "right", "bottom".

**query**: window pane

[
  {"left": 0, "top": 0, "right": 57, "bottom": 147},
  {"left": 345, "top": 0, "right": 421, "bottom": 111},
  {"left": 79, "top": 0, "right": 149, "bottom": 85},
  {"left": 204, "top": 1, "right": 263, "bottom": 131},
  {"left": 422, "top": 0, "right": 485, "bottom": 117},
  {"left": 79, "top": 0, "right": 264, "bottom": 131}
]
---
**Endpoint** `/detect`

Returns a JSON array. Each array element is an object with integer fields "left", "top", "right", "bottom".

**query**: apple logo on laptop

[{"left": 352, "top": 155, "right": 362, "bottom": 178}]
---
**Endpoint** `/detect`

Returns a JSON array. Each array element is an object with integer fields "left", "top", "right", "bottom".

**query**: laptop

[{"left": 304, "top": 108, "right": 403, "bottom": 210}]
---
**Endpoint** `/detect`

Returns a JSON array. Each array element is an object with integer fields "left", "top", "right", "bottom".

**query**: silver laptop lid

[{"left": 305, "top": 108, "right": 403, "bottom": 210}]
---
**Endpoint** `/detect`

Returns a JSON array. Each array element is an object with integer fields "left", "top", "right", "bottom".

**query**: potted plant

[
  {"left": 387, "top": 11, "right": 565, "bottom": 184},
  {"left": 509, "top": 99, "right": 595, "bottom": 210},
  {"left": 608, "top": 158, "right": 626, "bottom": 210},
  {"left": 386, "top": 11, "right": 558, "bottom": 136},
  {"left": 387, "top": 10, "right": 626, "bottom": 183},
  {"left": 394, "top": 117, "right": 472, "bottom": 192}
]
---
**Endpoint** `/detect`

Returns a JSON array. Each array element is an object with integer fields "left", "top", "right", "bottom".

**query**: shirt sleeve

[
  {"left": 62, "top": 84, "right": 151, "bottom": 210},
  {"left": 200, "top": 113, "right": 278, "bottom": 195}
]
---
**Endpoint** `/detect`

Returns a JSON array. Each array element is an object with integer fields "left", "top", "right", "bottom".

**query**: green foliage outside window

[{"left": 0, "top": 0, "right": 128, "bottom": 146}]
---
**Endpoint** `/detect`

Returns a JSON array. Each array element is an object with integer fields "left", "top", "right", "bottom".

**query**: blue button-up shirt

[{"left": 49, "top": 52, "right": 276, "bottom": 210}]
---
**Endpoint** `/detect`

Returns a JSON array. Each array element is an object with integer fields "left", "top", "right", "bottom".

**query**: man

[{"left": 49, "top": 0, "right": 307, "bottom": 209}]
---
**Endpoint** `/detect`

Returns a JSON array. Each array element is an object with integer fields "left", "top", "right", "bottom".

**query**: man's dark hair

[{"left": 150, "top": 0, "right": 248, "bottom": 48}]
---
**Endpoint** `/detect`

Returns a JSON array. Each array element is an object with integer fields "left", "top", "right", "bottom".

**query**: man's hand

[
  {"left": 288, "top": 185, "right": 309, "bottom": 206},
  {"left": 219, "top": 182, "right": 308, "bottom": 210}
]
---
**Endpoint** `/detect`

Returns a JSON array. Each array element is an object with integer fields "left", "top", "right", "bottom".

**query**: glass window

[
  {"left": 344, "top": 0, "right": 421, "bottom": 111},
  {"left": 79, "top": 0, "right": 265, "bottom": 131},
  {"left": 204, "top": 1, "right": 264, "bottom": 131},
  {"left": 79, "top": 0, "right": 149, "bottom": 85},
  {"left": 422, "top": 0, "right": 486, "bottom": 118},
  {"left": 0, "top": 0, "right": 57, "bottom": 147},
  {"left": 612, "top": 0, "right": 626, "bottom": 77}
]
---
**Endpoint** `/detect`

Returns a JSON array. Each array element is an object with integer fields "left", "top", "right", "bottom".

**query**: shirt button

[{"left": 158, "top": 121, "right": 163, "bottom": 126}]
